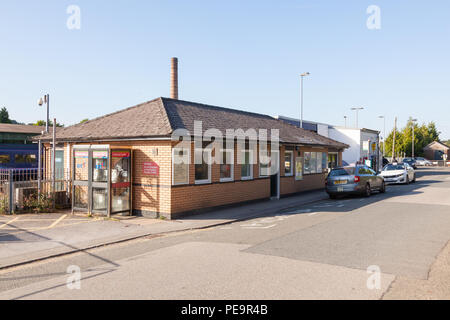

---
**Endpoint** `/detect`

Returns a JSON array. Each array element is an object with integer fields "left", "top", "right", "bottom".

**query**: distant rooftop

[{"left": 0, "top": 123, "right": 46, "bottom": 134}]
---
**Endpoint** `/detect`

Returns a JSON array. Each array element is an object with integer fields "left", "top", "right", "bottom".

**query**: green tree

[
  {"left": 384, "top": 119, "right": 440, "bottom": 158},
  {"left": 0, "top": 107, "right": 12, "bottom": 123},
  {"left": 79, "top": 119, "right": 89, "bottom": 124},
  {"left": 33, "top": 120, "right": 64, "bottom": 127}
]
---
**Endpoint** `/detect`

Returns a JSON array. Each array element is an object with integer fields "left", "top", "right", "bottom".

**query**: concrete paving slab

[{"left": 0, "top": 242, "right": 395, "bottom": 300}]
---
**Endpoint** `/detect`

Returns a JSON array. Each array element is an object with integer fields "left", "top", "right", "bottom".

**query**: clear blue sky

[{"left": 1, "top": 0, "right": 449, "bottom": 139}]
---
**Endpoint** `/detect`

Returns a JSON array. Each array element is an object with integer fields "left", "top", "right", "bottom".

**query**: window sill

[
  {"left": 195, "top": 180, "right": 211, "bottom": 185},
  {"left": 220, "top": 178, "right": 234, "bottom": 183}
]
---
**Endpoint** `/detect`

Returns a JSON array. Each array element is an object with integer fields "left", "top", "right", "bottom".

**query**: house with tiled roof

[
  {"left": 36, "top": 97, "right": 347, "bottom": 219},
  {"left": 35, "top": 59, "right": 348, "bottom": 219}
]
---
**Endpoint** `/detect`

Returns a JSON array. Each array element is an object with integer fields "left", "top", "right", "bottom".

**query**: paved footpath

[{"left": 0, "top": 168, "right": 449, "bottom": 299}]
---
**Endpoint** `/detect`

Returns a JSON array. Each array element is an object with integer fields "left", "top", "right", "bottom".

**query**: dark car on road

[
  {"left": 402, "top": 158, "right": 417, "bottom": 169},
  {"left": 326, "top": 165, "right": 386, "bottom": 199}
]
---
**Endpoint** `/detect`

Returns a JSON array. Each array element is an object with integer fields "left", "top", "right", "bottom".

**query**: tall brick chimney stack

[{"left": 170, "top": 57, "right": 178, "bottom": 100}]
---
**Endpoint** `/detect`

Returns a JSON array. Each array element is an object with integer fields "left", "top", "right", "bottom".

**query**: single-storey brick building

[{"left": 37, "top": 97, "right": 348, "bottom": 219}]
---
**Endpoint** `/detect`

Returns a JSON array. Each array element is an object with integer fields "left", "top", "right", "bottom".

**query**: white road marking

[
  {"left": 0, "top": 217, "right": 19, "bottom": 229},
  {"left": 308, "top": 212, "right": 319, "bottom": 216},
  {"left": 241, "top": 224, "right": 277, "bottom": 230},
  {"left": 47, "top": 214, "right": 67, "bottom": 229}
]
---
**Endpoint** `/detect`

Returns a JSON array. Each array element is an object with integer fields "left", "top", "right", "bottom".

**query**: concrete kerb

[{"left": 0, "top": 192, "right": 329, "bottom": 271}]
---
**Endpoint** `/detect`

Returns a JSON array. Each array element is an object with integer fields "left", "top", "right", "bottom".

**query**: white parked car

[
  {"left": 380, "top": 163, "right": 416, "bottom": 184},
  {"left": 414, "top": 157, "right": 433, "bottom": 166}
]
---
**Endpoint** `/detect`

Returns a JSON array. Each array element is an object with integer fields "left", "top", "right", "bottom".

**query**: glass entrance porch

[{"left": 72, "top": 145, "right": 132, "bottom": 217}]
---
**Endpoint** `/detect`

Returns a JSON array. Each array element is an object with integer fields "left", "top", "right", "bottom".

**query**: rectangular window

[
  {"left": 295, "top": 157, "right": 304, "bottom": 181},
  {"left": 310, "top": 152, "right": 318, "bottom": 174},
  {"left": 317, "top": 152, "right": 323, "bottom": 173},
  {"left": 14, "top": 154, "right": 37, "bottom": 165},
  {"left": 322, "top": 152, "right": 328, "bottom": 172},
  {"left": 0, "top": 155, "right": 10, "bottom": 164},
  {"left": 172, "top": 148, "right": 189, "bottom": 185},
  {"left": 260, "top": 151, "right": 279, "bottom": 177},
  {"left": 328, "top": 153, "right": 338, "bottom": 169},
  {"left": 195, "top": 148, "right": 211, "bottom": 184},
  {"left": 304, "top": 152, "right": 311, "bottom": 174},
  {"left": 241, "top": 150, "right": 253, "bottom": 180},
  {"left": 220, "top": 149, "right": 234, "bottom": 182},
  {"left": 284, "top": 151, "right": 293, "bottom": 176}
]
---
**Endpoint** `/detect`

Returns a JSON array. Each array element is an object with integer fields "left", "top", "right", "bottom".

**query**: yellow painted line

[
  {"left": 47, "top": 214, "right": 67, "bottom": 229},
  {"left": 0, "top": 217, "right": 19, "bottom": 229}
]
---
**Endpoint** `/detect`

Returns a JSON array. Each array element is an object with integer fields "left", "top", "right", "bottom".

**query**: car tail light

[{"left": 354, "top": 176, "right": 360, "bottom": 183}]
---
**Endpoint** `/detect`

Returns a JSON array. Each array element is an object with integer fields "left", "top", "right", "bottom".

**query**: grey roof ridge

[
  {"left": 160, "top": 97, "right": 277, "bottom": 120},
  {"left": 161, "top": 97, "right": 348, "bottom": 148}
]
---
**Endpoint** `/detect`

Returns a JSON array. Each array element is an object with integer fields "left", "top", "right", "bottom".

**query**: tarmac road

[{"left": 0, "top": 168, "right": 449, "bottom": 300}]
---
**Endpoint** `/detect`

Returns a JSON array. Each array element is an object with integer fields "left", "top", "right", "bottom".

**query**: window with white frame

[
  {"left": 195, "top": 146, "right": 211, "bottom": 184},
  {"left": 172, "top": 148, "right": 189, "bottom": 185},
  {"left": 241, "top": 149, "right": 253, "bottom": 180},
  {"left": 220, "top": 149, "right": 234, "bottom": 182},
  {"left": 284, "top": 150, "right": 293, "bottom": 176},
  {"left": 260, "top": 150, "right": 278, "bottom": 177}
]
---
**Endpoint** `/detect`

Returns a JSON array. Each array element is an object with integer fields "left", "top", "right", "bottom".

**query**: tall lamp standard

[
  {"left": 351, "top": 107, "right": 364, "bottom": 128},
  {"left": 37, "top": 94, "right": 50, "bottom": 198},
  {"left": 344, "top": 116, "right": 348, "bottom": 128},
  {"left": 411, "top": 118, "right": 418, "bottom": 158},
  {"left": 300, "top": 72, "right": 310, "bottom": 129},
  {"left": 378, "top": 116, "right": 386, "bottom": 157},
  {"left": 38, "top": 94, "right": 50, "bottom": 133}
]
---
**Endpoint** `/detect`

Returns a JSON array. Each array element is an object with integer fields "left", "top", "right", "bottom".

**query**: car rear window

[{"left": 329, "top": 167, "right": 355, "bottom": 177}]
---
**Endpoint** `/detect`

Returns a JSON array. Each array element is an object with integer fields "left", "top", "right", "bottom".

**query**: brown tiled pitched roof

[
  {"left": 0, "top": 123, "right": 47, "bottom": 134},
  {"left": 36, "top": 97, "right": 348, "bottom": 149}
]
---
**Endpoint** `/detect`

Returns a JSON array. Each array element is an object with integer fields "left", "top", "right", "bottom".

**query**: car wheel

[
  {"left": 380, "top": 181, "right": 386, "bottom": 193},
  {"left": 329, "top": 194, "right": 337, "bottom": 199},
  {"left": 364, "top": 184, "right": 371, "bottom": 197},
  {"left": 412, "top": 174, "right": 416, "bottom": 183}
]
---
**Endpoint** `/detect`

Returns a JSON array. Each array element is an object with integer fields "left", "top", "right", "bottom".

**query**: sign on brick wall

[{"left": 143, "top": 162, "right": 159, "bottom": 176}]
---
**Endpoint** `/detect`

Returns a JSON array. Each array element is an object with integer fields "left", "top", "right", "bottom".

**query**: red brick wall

[{"left": 47, "top": 140, "right": 342, "bottom": 219}]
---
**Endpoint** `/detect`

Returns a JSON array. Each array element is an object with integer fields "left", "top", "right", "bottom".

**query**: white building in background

[{"left": 276, "top": 116, "right": 382, "bottom": 171}]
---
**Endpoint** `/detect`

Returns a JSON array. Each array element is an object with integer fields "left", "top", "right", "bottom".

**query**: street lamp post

[
  {"left": 300, "top": 72, "right": 310, "bottom": 129},
  {"left": 38, "top": 94, "right": 50, "bottom": 133},
  {"left": 411, "top": 118, "right": 418, "bottom": 158},
  {"left": 344, "top": 116, "right": 348, "bottom": 128},
  {"left": 378, "top": 116, "right": 386, "bottom": 157},
  {"left": 37, "top": 94, "right": 50, "bottom": 198},
  {"left": 351, "top": 107, "right": 364, "bottom": 128}
]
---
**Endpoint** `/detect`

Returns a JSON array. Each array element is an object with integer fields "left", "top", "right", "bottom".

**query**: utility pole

[
  {"left": 392, "top": 117, "right": 397, "bottom": 162},
  {"left": 411, "top": 118, "right": 418, "bottom": 158}
]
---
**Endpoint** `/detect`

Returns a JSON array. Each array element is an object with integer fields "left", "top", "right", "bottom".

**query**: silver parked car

[
  {"left": 326, "top": 165, "right": 386, "bottom": 199},
  {"left": 414, "top": 157, "right": 433, "bottom": 166}
]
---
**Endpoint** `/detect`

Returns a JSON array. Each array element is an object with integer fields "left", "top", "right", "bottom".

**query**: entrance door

[
  {"left": 55, "top": 150, "right": 64, "bottom": 191},
  {"left": 269, "top": 150, "right": 280, "bottom": 199},
  {"left": 91, "top": 149, "right": 109, "bottom": 215},
  {"left": 72, "top": 146, "right": 109, "bottom": 216},
  {"left": 73, "top": 149, "right": 89, "bottom": 212}
]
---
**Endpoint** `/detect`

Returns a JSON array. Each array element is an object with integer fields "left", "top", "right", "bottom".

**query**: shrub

[{"left": 22, "top": 193, "right": 54, "bottom": 213}]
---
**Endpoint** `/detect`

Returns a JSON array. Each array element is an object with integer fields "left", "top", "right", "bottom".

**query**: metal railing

[{"left": 0, "top": 168, "right": 71, "bottom": 214}]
